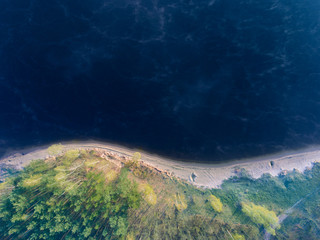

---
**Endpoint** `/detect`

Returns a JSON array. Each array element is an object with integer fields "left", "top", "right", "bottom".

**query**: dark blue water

[{"left": 0, "top": 0, "right": 319, "bottom": 162}]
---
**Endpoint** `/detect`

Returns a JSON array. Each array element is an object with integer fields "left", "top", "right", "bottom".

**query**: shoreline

[{"left": 1, "top": 140, "right": 320, "bottom": 188}]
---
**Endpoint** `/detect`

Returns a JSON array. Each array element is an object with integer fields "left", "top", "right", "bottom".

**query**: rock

[{"left": 190, "top": 172, "right": 197, "bottom": 182}]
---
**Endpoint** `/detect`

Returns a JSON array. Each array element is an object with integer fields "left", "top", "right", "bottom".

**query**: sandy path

[{"left": 1, "top": 141, "right": 320, "bottom": 188}]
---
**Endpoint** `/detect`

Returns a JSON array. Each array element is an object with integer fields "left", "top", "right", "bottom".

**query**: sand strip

[{"left": 1, "top": 141, "right": 320, "bottom": 188}]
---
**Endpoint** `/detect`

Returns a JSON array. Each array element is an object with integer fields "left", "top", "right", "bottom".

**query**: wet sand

[{"left": 1, "top": 140, "right": 320, "bottom": 188}]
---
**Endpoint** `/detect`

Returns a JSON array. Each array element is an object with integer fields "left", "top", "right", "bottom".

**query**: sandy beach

[{"left": 1, "top": 141, "right": 320, "bottom": 188}]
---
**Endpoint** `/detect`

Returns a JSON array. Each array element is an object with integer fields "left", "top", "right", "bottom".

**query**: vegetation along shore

[{"left": 1, "top": 142, "right": 320, "bottom": 239}]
